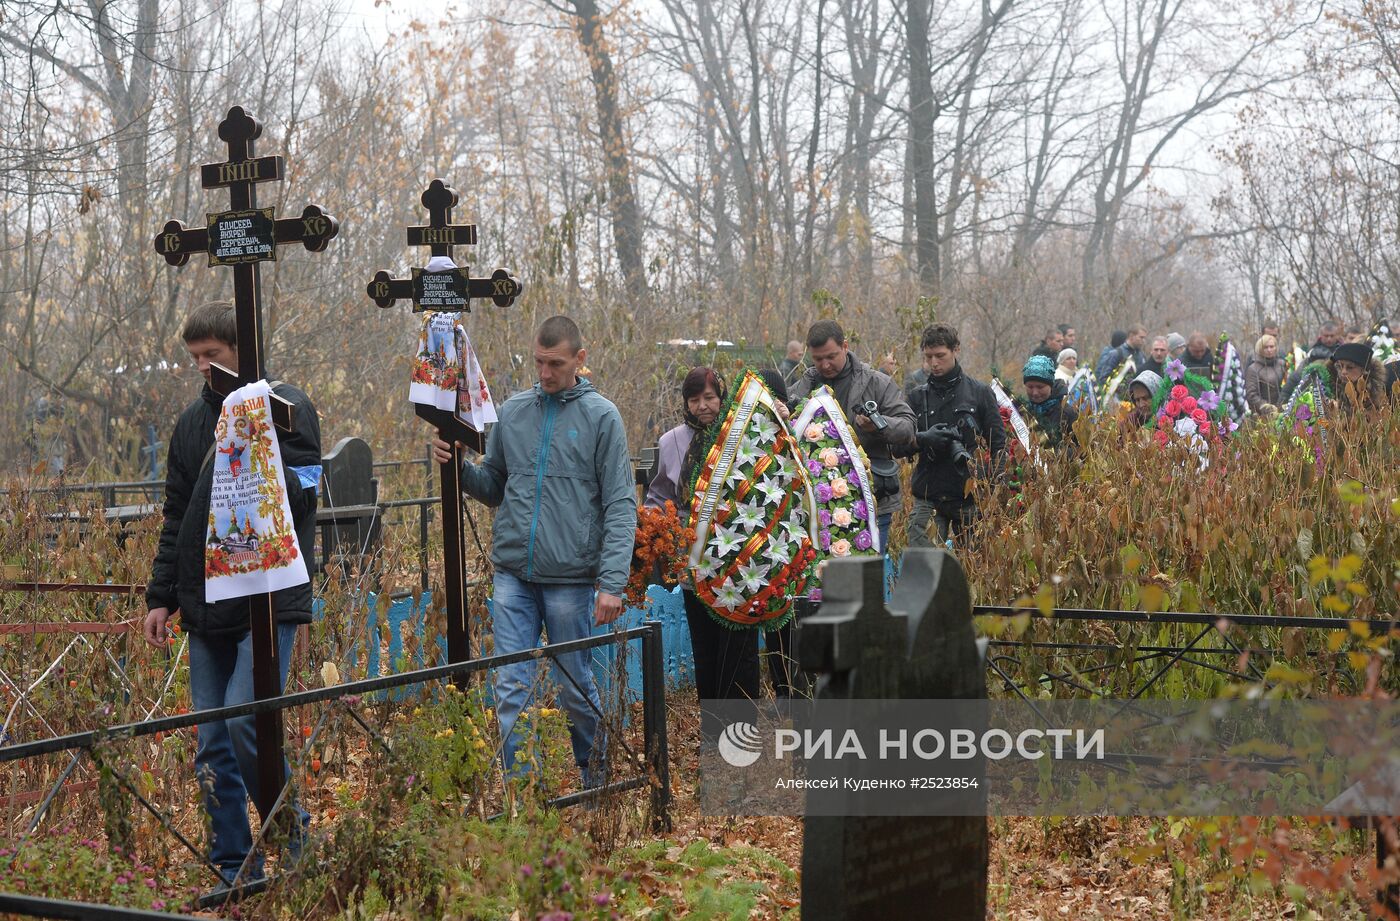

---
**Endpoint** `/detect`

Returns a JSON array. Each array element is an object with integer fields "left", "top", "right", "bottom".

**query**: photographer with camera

[
  {"left": 789, "top": 319, "right": 916, "bottom": 551},
  {"left": 896, "top": 323, "right": 1006, "bottom": 549}
]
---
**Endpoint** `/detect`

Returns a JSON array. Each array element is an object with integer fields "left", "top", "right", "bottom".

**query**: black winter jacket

[
  {"left": 894, "top": 365, "right": 1006, "bottom": 504},
  {"left": 145, "top": 382, "right": 321, "bottom": 636}
]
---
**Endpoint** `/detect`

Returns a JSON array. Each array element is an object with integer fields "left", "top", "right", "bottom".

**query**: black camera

[
  {"left": 862, "top": 399, "right": 888, "bottom": 431},
  {"left": 916, "top": 416, "right": 975, "bottom": 472}
]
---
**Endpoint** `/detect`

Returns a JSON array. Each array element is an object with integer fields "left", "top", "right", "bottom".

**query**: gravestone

[
  {"left": 798, "top": 549, "right": 988, "bottom": 920},
  {"left": 365, "top": 179, "right": 521, "bottom": 680},
  {"left": 318, "top": 437, "right": 380, "bottom": 572},
  {"left": 151, "top": 105, "right": 338, "bottom": 821}
]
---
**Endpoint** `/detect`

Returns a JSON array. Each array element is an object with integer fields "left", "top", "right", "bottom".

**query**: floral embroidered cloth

[
  {"left": 790, "top": 385, "right": 880, "bottom": 599},
  {"left": 686, "top": 371, "right": 818, "bottom": 628},
  {"left": 409, "top": 313, "right": 462, "bottom": 411},
  {"left": 205, "top": 380, "right": 309, "bottom": 601},
  {"left": 454, "top": 328, "right": 497, "bottom": 431}
]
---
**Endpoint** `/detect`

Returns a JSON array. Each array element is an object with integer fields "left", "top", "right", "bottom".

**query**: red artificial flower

[
  {"left": 1157, "top": 414, "right": 1172, "bottom": 431},
  {"left": 1164, "top": 400, "right": 1182, "bottom": 417},
  {"left": 1199, "top": 421, "right": 1212, "bottom": 435},
  {"left": 1181, "top": 396, "right": 1198, "bottom": 412},
  {"left": 1190, "top": 408, "right": 1208, "bottom": 425},
  {"left": 1153, "top": 430, "right": 1169, "bottom": 447},
  {"left": 1170, "top": 385, "right": 1189, "bottom": 401}
]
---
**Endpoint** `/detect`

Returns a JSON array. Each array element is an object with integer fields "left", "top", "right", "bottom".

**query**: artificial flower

[
  {"left": 831, "top": 539, "right": 852, "bottom": 557},
  {"left": 818, "top": 509, "right": 832, "bottom": 527},
  {"left": 712, "top": 579, "right": 745, "bottom": 610},
  {"left": 830, "top": 479, "right": 850, "bottom": 499},
  {"left": 815, "top": 483, "right": 833, "bottom": 503},
  {"left": 854, "top": 530, "right": 873, "bottom": 551},
  {"left": 1170, "top": 385, "right": 1189, "bottom": 401},
  {"left": 818, "top": 529, "right": 832, "bottom": 551},
  {"left": 733, "top": 501, "right": 766, "bottom": 533},
  {"left": 832, "top": 508, "right": 854, "bottom": 527},
  {"left": 804, "top": 423, "right": 825, "bottom": 442},
  {"left": 852, "top": 500, "right": 869, "bottom": 521},
  {"left": 1165, "top": 358, "right": 1186, "bottom": 381},
  {"left": 819, "top": 447, "right": 841, "bottom": 468}
]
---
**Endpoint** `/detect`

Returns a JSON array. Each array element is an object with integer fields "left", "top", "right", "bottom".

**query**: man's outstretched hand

[{"left": 594, "top": 591, "right": 624, "bottom": 626}]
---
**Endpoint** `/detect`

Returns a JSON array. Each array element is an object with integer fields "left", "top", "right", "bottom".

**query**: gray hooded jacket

[{"left": 462, "top": 377, "right": 637, "bottom": 595}]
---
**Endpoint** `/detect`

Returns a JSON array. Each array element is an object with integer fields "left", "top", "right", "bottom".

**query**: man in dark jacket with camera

[
  {"left": 142, "top": 301, "right": 320, "bottom": 884},
  {"left": 895, "top": 323, "right": 1005, "bottom": 548},
  {"left": 788, "top": 319, "right": 916, "bottom": 551}
]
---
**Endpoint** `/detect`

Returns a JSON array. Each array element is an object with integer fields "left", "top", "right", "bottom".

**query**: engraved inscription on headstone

[{"left": 207, "top": 208, "right": 277, "bottom": 266}]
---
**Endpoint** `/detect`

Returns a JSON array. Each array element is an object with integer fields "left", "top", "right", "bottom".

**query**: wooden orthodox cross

[
  {"left": 152, "top": 105, "right": 339, "bottom": 822},
  {"left": 366, "top": 178, "right": 521, "bottom": 684}
]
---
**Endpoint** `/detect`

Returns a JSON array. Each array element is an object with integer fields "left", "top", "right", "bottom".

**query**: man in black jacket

[
  {"left": 789, "top": 319, "right": 916, "bottom": 552},
  {"left": 896, "top": 323, "right": 1006, "bottom": 548},
  {"left": 142, "top": 301, "right": 320, "bottom": 883}
]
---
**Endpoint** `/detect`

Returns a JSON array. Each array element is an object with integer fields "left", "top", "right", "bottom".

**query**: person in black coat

[
  {"left": 142, "top": 300, "right": 320, "bottom": 883},
  {"left": 894, "top": 323, "right": 1006, "bottom": 548}
]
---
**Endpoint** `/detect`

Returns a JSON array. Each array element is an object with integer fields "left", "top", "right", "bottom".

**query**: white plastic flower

[
  {"left": 755, "top": 475, "right": 787, "bottom": 505},
  {"left": 733, "top": 501, "right": 766, "bottom": 533},
  {"left": 695, "top": 555, "right": 723, "bottom": 580},
  {"left": 710, "top": 524, "right": 746, "bottom": 557},
  {"left": 748, "top": 414, "right": 778, "bottom": 442},
  {"left": 768, "top": 539, "right": 792, "bottom": 567},
  {"left": 735, "top": 560, "right": 768, "bottom": 594},
  {"left": 712, "top": 579, "right": 746, "bottom": 610},
  {"left": 1173, "top": 417, "right": 1198, "bottom": 438},
  {"left": 726, "top": 462, "right": 751, "bottom": 487},
  {"left": 734, "top": 439, "right": 762, "bottom": 469}
]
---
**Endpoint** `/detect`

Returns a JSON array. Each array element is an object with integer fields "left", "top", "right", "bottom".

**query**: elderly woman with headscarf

[
  {"left": 1123, "top": 369, "right": 1164, "bottom": 432},
  {"left": 1244, "top": 333, "right": 1285, "bottom": 415},
  {"left": 1054, "top": 348, "right": 1078, "bottom": 385}
]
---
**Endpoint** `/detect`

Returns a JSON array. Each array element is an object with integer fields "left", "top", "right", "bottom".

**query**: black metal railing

[{"left": 0, "top": 622, "right": 670, "bottom": 920}]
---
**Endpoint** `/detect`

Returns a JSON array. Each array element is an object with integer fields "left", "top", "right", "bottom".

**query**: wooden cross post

[
  {"left": 152, "top": 105, "right": 339, "bottom": 822},
  {"left": 365, "top": 179, "right": 521, "bottom": 684}
]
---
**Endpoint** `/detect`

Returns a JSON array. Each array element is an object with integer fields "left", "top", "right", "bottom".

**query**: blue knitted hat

[{"left": 1023, "top": 354, "right": 1056, "bottom": 385}]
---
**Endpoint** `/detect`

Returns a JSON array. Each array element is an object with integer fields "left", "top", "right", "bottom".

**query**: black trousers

[{"left": 683, "top": 589, "right": 760, "bottom": 741}]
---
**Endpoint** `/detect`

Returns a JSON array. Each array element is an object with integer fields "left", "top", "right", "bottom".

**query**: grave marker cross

[
  {"left": 151, "top": 105, "right": 339, "bottom": 823},
  {"left": 365, "top": 178, "right": 522, "bottom": 683}
]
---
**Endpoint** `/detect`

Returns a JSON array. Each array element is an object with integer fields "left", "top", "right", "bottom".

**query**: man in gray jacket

[
  {"left": 432, "top": 315, "right": 636, "bottom": 787},
  {"left": 788, "top": 319, "right": 916, "bottom": 551}
]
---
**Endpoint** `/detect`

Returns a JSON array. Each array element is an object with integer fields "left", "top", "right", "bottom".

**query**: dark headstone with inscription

[{"left": 798, "top": 550, "right": 987, "bottom": 920}]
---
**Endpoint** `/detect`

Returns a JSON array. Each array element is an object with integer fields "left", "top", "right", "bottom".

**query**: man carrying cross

[
  {"left": 143, "top": 301, "right": 321, "bottom": 883},
  {"left": 431, "top": 315, "right": 636, "bottom": 788}
]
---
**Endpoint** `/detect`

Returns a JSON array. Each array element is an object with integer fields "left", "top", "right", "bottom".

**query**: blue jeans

[
  {"left": 187, "top": 622, "right": 307, "bottom": 879},
  {"left": 491, "top": 571, "right": 603, "bottom": 785},
  {"left": 876, "top": 508, "right": 893, "bottom": 555}
]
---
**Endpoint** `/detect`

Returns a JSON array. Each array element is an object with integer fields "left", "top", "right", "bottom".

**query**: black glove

[{"left": 916, "top": 423, "right": 958, "bottom": 457}]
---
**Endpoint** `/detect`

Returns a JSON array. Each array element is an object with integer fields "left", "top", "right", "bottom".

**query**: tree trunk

[
  {"left": 568, "top": 0, "right": 647, "bottom": 300},
  {"left": 905, "top": 0, "right": 939, "bottom": 293}
]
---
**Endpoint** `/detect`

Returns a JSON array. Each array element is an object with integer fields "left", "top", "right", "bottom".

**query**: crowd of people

[{"left": 145, "top": 299, "right": 1397, "bottom": 881}]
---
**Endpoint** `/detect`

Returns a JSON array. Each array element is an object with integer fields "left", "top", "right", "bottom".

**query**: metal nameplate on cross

[{"left": 152, "top": 105, "right": 339, "bottom": 430}]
